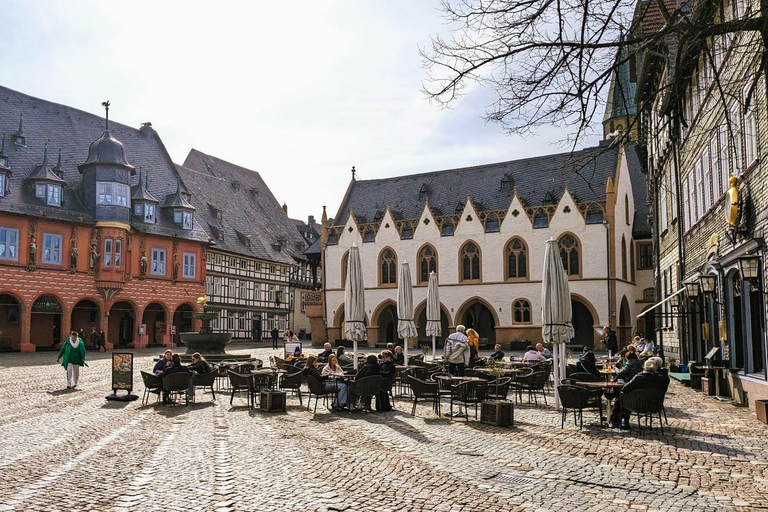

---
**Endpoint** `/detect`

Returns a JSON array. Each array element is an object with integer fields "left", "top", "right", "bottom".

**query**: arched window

[
  {"left": 341, "top": 251, "right": 349, "bottom": 288},
  {"left": 558, "top": 234, "right": 580, "bottom": 276},
  {"left": 625, "top": 194, "right": 630, "bottom": 224},
  {"left": 621, "top": 236, "right": 627, "bottom": 280},
  {"left": 460, "top": 242, "right": 481, "bottom": 282},
  {"left": 630, "top": 240, "right": 636, "bottom": 282},
  {"left": 505, "top": 237, "right": 528, "bottom": 280},
  {"left": 513, "top": 299, "right": 532, "bottom": 323},
  {"left": 418, "top": 245, "right": 437, "bottom": 284},
  {"left": 379, "top": 248, "right": 397, "bottom": 286}
]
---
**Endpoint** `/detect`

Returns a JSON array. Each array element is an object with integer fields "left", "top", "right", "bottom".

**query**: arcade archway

[
  {"left": 109, "top": 301, "right": 136, "bottom": 347},
  {"left": 31, "top": 295, "right": 63, "bottom": 349},
  {"left": 142, "top": 302, "right": 167, "bottom": 345},
  {"left": 173, "top": 304, "right": 196, "bottom": 344},
  {"left": 0, "top": 293, "right": 22, "bottom": 351},
  {"left": 71, "top": 299, "right": 101, "bottom": 340},
  {"left": 458, "top": 299, "right": 496, "bottom": 343},
  {"left": 571, "top": 298, "right": 595, "bottom": 347}
]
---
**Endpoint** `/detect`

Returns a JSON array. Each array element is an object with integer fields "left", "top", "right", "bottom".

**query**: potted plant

[{"left": 481, "top": 358, "right": 514, "bottom": 426}]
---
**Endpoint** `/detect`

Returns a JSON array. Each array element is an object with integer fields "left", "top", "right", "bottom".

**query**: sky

[{"left": 2, "top": 0, "right": 604, "bottom": 223}]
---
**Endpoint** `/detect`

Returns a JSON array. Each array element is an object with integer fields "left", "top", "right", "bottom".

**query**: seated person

[
  {"left": 303, "top": 355, "right": 347, "bottom": 410},
  {"left": 639, "top": 338, "right": 655, "bottom": 357},
  {"left": 523, "top": 345, "right": 546, "bottom": 362},
  {"left": 616, "top": 348, "right": 629, "bottom": 368},
  {"left": 154, "top": 350, "right": 173, "bottom": 374},
  {"left": 575, "top": 346, "right": 600, "bottom": 376},
  {"left": 612, "top": 359, "right": 668, "bottom": 428},
  {"left": 337, "top": 346, "right": 353, "bottom": 366},
  {"left": 287, "top": 345, "right": 303, "bottom": 364},
  {"left": 161, "top": 354, "right": 189, "bottom": 376},
  {"left": 489, "top": 344, "right": 505, "bottom": 360},
  {"left": 353, "top": 355, "right": 381, "bottom": 410},
  {"left": 321, "top": 354, "right": 346, "bottom": 378},
  {"left": 392, "top": 346, "right": 405, "bottom": 366},
  {"left": 536, "top": 343, "right": 552, "bottom": 359},
  {"left": 386, "top": 343, "right": 395, "bottom": 352},
  {"left": 187, "top": 352, "right": 212, "bottom": 398},
  {"left": 616, "top": 352, "right": 642, "bottom": 382},
  {"left": 376, "top": 350, "right": 396, "bottom": 411},
  {"left": 318, "top": 343, "right": 334, "bottom": 363}
]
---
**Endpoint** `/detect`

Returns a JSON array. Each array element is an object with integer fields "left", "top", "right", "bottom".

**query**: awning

[{"left": 636, "top": 288, "right": 685, "bottom": 318}]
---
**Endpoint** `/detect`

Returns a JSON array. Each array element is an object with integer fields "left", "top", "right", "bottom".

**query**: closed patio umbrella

[
  {"left": 397, "top": 261, "right": 418, "bottom": 365},
  {"left": 541, "top": 237, "right": 574, "bottom": 410},
  {"left": 425, "top": 271, "right": 442, "bottom": 361},
  {"left": 344, "top": 244, "right": 367, "bottom": 370}
]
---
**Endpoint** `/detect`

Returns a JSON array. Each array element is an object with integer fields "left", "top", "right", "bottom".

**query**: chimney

[
  {"left": 308, "top": 215, "right": 315, "bottom": 225},
  {"left": 282, "top": 202, "right": 288, "bottom": 214}
]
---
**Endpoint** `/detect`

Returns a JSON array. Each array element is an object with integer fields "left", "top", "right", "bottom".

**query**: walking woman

[{"left": 57, "top": 331, "right": 88, "bottom": 389}]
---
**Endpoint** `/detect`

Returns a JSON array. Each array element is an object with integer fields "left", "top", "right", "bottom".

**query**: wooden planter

[
  {"left": 755, "top": 399, "right": 768, "bottom": 424},
  {"left": 481, "top": 400, "right": 514, "bottom": 427},
  {"left": 260, "top": 390, "right": 287, "bottom": 412}
]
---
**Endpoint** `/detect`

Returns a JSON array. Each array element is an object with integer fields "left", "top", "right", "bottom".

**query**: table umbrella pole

[
  {"left": 354, "top": 340, "right": 358, "bottom": 371},
  {"left": 432, "top": 335, "right": 436, "bottom": 361},
  {"left": 553, "top": 342, "right": 561, "bottom": 410}
]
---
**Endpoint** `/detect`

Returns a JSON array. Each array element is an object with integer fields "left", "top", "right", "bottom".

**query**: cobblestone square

[{"left": 2, "top": 345, "right": 768, "bottom": 512}]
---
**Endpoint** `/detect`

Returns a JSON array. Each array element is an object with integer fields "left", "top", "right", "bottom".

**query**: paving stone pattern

[{"left": 1, "top": 345, "right": 768, "bottom": 511}]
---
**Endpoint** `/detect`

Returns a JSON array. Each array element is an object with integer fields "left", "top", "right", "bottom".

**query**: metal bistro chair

[
  {"left": 227, "top": 370, "right": 253, "bottom": 408},
  {"left": 511, "top": 371, "right": 549, "bottom": 406},
  {"left": 621, "top": 388, "right": 667, "bottom": 434},
  {"left": 190, "top": 370, "right": 217, "bottom": 403},
  {"left": 305, "top": 375, "right": 337, "bottom": 413},
  {"left": 486, "top": 377, "right": 512, "bottom": 401},
  {"left": 429, "top": 372, "right": 453, "bottom": 398},
  {"left": 450, "top": 380, "right": 488, "bottom": 422},
  {"left": 251, "top": 374, "right": 274, "bottom": 408},
  {"left": 407, "top": 375, "right": 441, "bottom": 417},
  {"left": 557, "top": 384, "right": 590, "bottom": 429},
  {"left": 279, "top": 369, "right": 304, "bottom": 405},
  {"left": 140, "top": 371, "right": 163, "bottom": 405},
  {"left": 162, "top": 372, "right": 191, "bottom": 406},
  {"left": 349, "top": 375, "right": 382, "bottom": 412}
]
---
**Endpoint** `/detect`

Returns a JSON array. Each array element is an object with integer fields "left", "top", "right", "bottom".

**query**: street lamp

[
  {"left": 699, "top": 274, "right": 718, "bottom": 294},
  {"left": 738, "top": 254, "right": 761, "bottom": 282},
  {"left": 684, "top": 279, "right": 701, "bottom": 299},
  {"left": 669, "top": 292, "right": 680, "bottom": 309}
]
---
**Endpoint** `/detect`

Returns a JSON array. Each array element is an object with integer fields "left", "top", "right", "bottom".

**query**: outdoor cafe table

[{"left": 577, "top": 381, "right": 625, "bottom": 424}]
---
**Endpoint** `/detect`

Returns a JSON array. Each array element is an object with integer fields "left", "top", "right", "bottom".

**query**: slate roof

[
  {"left": 0, "top": 85, "right": 209, "bottom": 242},
  {"left": 625, "top": 142, "right": 651, "bottom": 239},
  {"left": 333, "top": 141, "right": 649, "bottom": 238},
  {"left": 178, "top": 149, "right": 309, "bottom": 266}
]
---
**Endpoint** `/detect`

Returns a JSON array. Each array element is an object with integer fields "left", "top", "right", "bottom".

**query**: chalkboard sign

[{"left": 112, "top": 352, "right": 134, "bottom": 391}]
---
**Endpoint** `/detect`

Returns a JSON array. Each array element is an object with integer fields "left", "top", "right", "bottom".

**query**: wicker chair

[
  {"left": 486, "top": 377, "right": 512, "bottom": 401},
  {"left": 511, "top": 371, "right": 549, "bottom": 405},
  {"left": 140, "top": 371, "right": 163, "bottom": 405},
  {"left": 450, "top": 380, "right": 488, "bottom": 422},
  {"left": 464, "top": 368, "right": 493, "bottom": 380},
  {"left": 569, "top": 372, "right": 602, "bottom": 382},
  {"left": 163, "top": 372, "right": 191, "bottom": 406},
  {"left": 407, "top": 375, "right": 441, "bottom": 417},
  {"left": 621, "top": 388, "right": 667, "bottom": 434},
  {"left": 379, "top": 374, "right": 396, "bottom": 410},
  {"left": 557, "top": 384, "right": 590, "bottom": 429},
  {"left": 251, "top": 374, "right": 274, "bottom": 407},
  {"left": 349, "top": 375, "right": 382, "bottom": 412},
  {"left": 227, "top": 371, "right": 253, "bottom": 408},
  {"left": 429, "top": 372, "right": 453, "bottom": 397},
  {"left": 305, "top": 375, "right": 337, "bottom": 413},
  {"left": 250, "top": 358, "right": 264, "bottom": 370},
  {"left": 190, "top": 370, "right": 217, "bottom": 402},
  {"left": 279, "top": 370, "right": 304, "bottom": 405}
]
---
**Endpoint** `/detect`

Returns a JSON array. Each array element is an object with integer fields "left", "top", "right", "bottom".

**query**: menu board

[{"left": 112, "top": 352, "right": 134, "bottom": 391}]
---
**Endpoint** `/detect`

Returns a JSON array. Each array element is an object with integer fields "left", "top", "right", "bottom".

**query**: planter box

[
  {"left": 756, "top": 400, "right": 768, "bottom": 424},
  {"left": 702, "top": 376, "right": 716, "bottom": 396},
  {"left": 481, "top": 400, "right": 514, "bottom": 427},
  {"left": 260, "top": 390, "right": 287, "bottom": 412}
]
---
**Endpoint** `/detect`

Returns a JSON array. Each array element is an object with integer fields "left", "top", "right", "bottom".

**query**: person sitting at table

[
  {"left": 466, "top": 328, "right": 481, "bottom": 368},
  {"left": 386, "top": 342, "right": 394, "bottom": 352},
  {"left": 376, "top": 350, "right": 396, "bottom": 411},
  {"left": 536, "top": 343, "right": 552, "bottom": 359},
  {"left": 303, "top": 355, "right": 347, "bottom": 410},
  {"left": 153, "top": 350, "right": 173, "bottom": 375},
  {"left": 523, "top": 345, "right": 546, "bottom": 362},
  {"left": 639, "top": 337, "right": 655, "bottom": 357},
  {"left": 392, "top": 346, "right": 405, "bottom": 366},
  {"left": 611, "top": 359, "right": 668, "bottom": 429},
  {"left": 322, "top": 354, "right": 345, "bottom": 378},
  {"left": 318, "top": 343, "right": 334, "bottom": 363},
  {"left": 161, "top": 354, "right": 189, "bottom": 377},
  {"left": 287, "top": 345, "right": 303, "bottom": 364},
  {"left": 489, "top": 344, "right": 505, "bottom": 360},
  {"left": 337, "top": 346, "right": 353, "bottom": 366},
  {"left": 186, "top": 352, "right": 212, "bottom": 399},
  {"left": 352, "top": 354, "right": 381, "bottom": 410},
  {"left": 617, "top": 352, "right": 642, "bottom": 382},
  {"left": 576, "top": 346, "right": 600, "bottom": 376}
]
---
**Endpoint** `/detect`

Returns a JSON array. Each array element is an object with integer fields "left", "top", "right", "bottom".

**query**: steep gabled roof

[{"left": 178, "top": 149, "right": 308, "bottom": 265}]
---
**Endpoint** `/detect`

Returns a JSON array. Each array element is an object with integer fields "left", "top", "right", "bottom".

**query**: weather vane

[{"left": 102, "top": 101, "right": 111, "bottom": 130}]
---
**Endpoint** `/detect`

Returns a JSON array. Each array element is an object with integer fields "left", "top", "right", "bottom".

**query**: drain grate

[{"left": 493, "top": 473, "right": 537, "bottom": 486}]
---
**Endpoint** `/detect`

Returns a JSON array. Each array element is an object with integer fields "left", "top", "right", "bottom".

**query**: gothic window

[
  {"left": 341, "top": 251, "right": 349, "bottom": 288},
  {"left": 621, "top": 236, "right": 627, "bottom": 280},
  {"left": 513, "top": 299, "right": 532, "bottom": 323},
  {"left": 460, "top": 242, "right": 481, "bottom": 282},
  {"left": 558, "top": 234, "right": 580, "bottom": 276},
  {"left": 506, "top": 237, "right": 528, "bottom": 280},
  {"left": 418, "top": 245, "right": 437, "bottom": 284},
  {"left": 380, "top": 248, "right": 397, "bottom": 286}
]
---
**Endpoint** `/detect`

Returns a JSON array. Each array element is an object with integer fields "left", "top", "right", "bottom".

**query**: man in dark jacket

[
  {"left": 377, "top": 351, "right": 396, "bottom": 411},
  {"left": 617, "top": 352, "right": 643, "bottom": 382},
  {"left": 604, "top": 325, "right": 618, "bottom": 355},
  {"left": 576, "top": 346, "right": 600, "bottom": 376},
  {"left": 353, "top": 355, "right": 381, "bottom": 410},
  {"left": 612, "top": 359, "right": 667, "bottom": 428}
]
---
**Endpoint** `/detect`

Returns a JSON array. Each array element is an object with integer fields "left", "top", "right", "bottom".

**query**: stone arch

[
  {"left": 108, "top": 300, "right": 137, "bottom": 347},
  {"left": 172, "top": 302, "right": 197, "bottom": 344},
  {"left": 340, "top": 250, "right": 349, "bottom": 289},
  {"left": 141, "top": 301, "right": 170, "bottom": 345},
  {"left": 413, "top": 299, "right": 453, "bottom": 328},
  {"left": 570, "top": 293, "right": 599, "bottom": 347},
  {"left": 0, "top": 292, "right": 24, "bottom": 350},
  {"left": 618, "top": 295, "right": 631, "bottom": 343},
  {"left": 70, "top": 298, "right": 103, "bottom": 338},
  {"left": 455, "top": 296, "right": 499, "bottom": 343},
  {"left": 413, "top": 299, "right": 452, "bottom": 345},
  {"left": 371, "top": 299, "right": 398, "bottom": 327},
  {"left": 30, "top": 293, "right": 66, "bottom": 349},
  {"left": 332, "top": 306, "right": 369, "bottom": 329}
]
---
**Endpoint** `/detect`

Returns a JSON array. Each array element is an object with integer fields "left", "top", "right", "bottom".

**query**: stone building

[
  {"left": 0, "top": 86, "right": 208, "bottom": 351},
  {"left": 314, "top": 135, "right": 653, "bottom": 348},
  {"left": 176, "top": 150, "right": 313, "bottom": 340},
  {"left": 636, "top": 0, "right": 768, "bottom": 406}
]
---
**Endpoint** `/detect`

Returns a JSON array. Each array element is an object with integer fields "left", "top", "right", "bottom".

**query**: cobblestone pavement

[{"left": 2, "top": 344, "right": 768, "bottom": 512}]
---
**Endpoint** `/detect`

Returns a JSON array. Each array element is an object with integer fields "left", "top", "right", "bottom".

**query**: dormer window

[
  {"left": 500, "top": 174, "right": 514, "bottom": 191},
  {"left": 400, "top": 225, "right": 413, "bottom": 240},
  {"left": 419, "top": 184, "right": 428, "bottom": 201},
  {"left": 441, "top": 220, "right": 454, "bottom": 237},
  {"left": 145, "top": 204, "right": 156, "bottom": 223},
  {"left": 363, "top": 228, "right": 375, "bottom": 243},
  {"left": 373, "top": 211, "right": 383, "bottom": 223},
  {"left": 174, "top": 210, "right": 193, "bottom": 230},
  {"left": 47, "top": 184, "right": 61, "bottom": 206},
  {"left": 455, "top": 202, "right": 464, "bottom": 214},
  {"left": 0, "top": 173, "right": 5, "bottom": 198},
  {"left": 36, "top": 183, "right": 45, "bottom": 199},
  {"left": 533, "top": 211, "right": 549, "bottom": 228},
  {"left": 96, "top": 182, "right": 130, "bottom": 207}
]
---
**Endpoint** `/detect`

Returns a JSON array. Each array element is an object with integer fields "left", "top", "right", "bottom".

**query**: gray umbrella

[
  {"left": 397, "top": 261, "right": 418, "bottom": 365},
  {"left": 425, "top": 271, "right": 442, "bottom": 360},
  {"left": 344, "top": 244, "right": 367, "bottom": 370},
  {"left": 541, "top": 237, "right": 575, "bottom": 410}
]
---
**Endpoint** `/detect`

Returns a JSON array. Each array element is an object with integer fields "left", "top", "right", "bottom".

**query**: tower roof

[
  {"left": 163, "top": 179, "right": 195, "bottom": 210},
  {"left": 79, "top": 129, "right": 136, "bottom": 173}
]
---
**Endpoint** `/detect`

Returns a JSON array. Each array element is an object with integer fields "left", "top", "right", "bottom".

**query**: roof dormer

[
  {"left": 26, "top": 147, "right": 65, "bottom": 207},
  {"left": 132, "top": 170, "right": 159, "bottom": 223},
  {"left": 163, "top": 179, "right": 195, "bottom": 230},
  {"left": 12, "top": 115, "right": 25, "bottom": 147},
  {"left": 0, "top": 135, "right": 10, "bottom": 198}
]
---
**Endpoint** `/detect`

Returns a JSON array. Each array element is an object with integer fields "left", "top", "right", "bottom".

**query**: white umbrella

[
  {"left": 344, "top": 244, "right": 367, "bottom": 370},
  {"left": 397, "top": 261, "right": 418, "bottom": 365},
  {"left": 541, "top": 237, "right": 575, "bottom": 410},
  {"left": 425, "top": 271, "right": 442, "bottom": 361}
]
